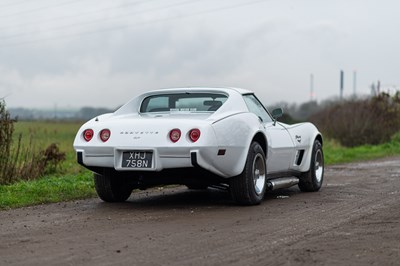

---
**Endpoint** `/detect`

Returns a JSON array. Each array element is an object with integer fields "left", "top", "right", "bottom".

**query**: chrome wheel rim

[
  {"left": 253, "top": 154, "right": 266, "bottom": 195},
  {"left": 314, "top": 149, "right": 324, "bottom": 183}
]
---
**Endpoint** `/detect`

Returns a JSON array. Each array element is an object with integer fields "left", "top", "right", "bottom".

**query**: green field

[
  {"left": 12, "top": 121, "right": 83, "bottom": 173},
  {"left": 1, "top": 121, "right": 95, "bottom": 209},
  {"left": 1, "top": 121, "right": 400, "bottom": 209}
]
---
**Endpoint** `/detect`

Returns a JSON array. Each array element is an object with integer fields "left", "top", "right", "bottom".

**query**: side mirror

[
  {"left": 271, "top": 108, "right": 283, "bottom": 125},
  {"left": 272, "top": 108, "right": 283, "bottom": 119}
]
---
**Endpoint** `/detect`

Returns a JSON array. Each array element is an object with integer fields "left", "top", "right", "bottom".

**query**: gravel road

[{"left": 1, "top": 157, "right": 399, "bottom": 266}]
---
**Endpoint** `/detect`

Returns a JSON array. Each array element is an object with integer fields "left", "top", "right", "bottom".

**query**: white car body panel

[
  {"left": 73, "top": 87, "right": 322, "bottom": 181},
  {"left": 264, "top": 122, "right": 294, "bottom": 173}
]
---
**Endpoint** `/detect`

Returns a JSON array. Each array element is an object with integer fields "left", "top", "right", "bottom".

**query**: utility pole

[
  {"left": 353, "top": 70, "right": 357, "bottom": 96},
  {"left": 371, "top": 83, "right": 376, "bottom": 96},
  {"left": 377, "top": 80, "right": 381, "bottom": 94},
  {"left": 340, "top": 70, "right": 344, "bottom": 100}
]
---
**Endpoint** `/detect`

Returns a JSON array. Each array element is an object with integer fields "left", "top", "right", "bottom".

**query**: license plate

[{"left": 122, "top": 151, "right": 153, "bottom": 168}]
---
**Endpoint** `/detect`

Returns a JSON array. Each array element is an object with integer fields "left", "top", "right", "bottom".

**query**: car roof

[
  {"left": 113, "top": 87, "right": 254, "bottom": 116},
  {"left": 145, "top": 87, "right": 253, "bottom": 95}
]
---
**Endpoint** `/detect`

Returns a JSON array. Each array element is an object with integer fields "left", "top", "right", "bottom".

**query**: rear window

[{"left": 140, "top": 93, "right": 228, "bottom": 113}]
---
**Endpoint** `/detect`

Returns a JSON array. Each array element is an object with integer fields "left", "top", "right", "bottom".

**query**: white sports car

[{"left": 73, "top": 87, "right": 324, "bottom": 205}]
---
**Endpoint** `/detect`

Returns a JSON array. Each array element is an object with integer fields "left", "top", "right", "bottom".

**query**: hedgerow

[{"left": 310, "top": 92, "right": 400, "bottom": 147}]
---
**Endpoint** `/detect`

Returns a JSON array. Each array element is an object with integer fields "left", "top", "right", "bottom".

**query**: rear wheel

[
  {"left": 298, "top": 140, "right": 324, "bottom": 192},
  {"left": 230, "top": 142, "right": 266, "bottom": 205},
  {"left": 94, "top": 170, "right": 132, "bottom": 202}
]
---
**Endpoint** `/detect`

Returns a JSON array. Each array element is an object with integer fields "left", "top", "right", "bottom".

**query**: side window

[{"left": 243, "top": 94, "right": 273, "bottom": 123}]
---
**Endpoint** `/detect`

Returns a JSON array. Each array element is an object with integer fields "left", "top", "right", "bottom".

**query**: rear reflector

[{"left": 218, "top": 149, "right": 226, "bottom": 156}]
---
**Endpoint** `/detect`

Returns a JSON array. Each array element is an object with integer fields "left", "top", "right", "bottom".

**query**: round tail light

[
  {"left": 100, "top": 129, "right": 111, "bottom": 142},
  {"left": 83, "top": 129, "right": 94, "bottom": 142},
  {"left": 169, "top": 129, "right": 181, "bottom": 143},
  {"left": 189, "top": 129, "right": 201, "bottom": 142}
]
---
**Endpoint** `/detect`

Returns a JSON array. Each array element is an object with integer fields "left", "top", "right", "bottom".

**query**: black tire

[
  {"left": 298, "top": 140, "right": 324, "bottom": 192},
  {"left": 94, "top": 170, "right": 132, "bottom": 202},
  {"left": 230, "top": 142, "right": 267, "bottom": 205}
]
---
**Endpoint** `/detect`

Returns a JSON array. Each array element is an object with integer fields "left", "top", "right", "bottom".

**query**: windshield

[{"left": 140, "top": 93, "right": 228, "bottom": 113}]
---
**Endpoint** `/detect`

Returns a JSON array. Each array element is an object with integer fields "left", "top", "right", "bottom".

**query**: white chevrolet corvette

[{"left": 73, "top": 87, "right": 324, "bottom": 205}]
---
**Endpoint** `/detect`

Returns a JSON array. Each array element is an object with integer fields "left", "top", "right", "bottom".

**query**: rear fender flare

[{"left": 211, "top": 113, "right": 265, "bottom": 177}]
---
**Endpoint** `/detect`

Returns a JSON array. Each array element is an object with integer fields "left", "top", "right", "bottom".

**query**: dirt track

[{"left": 1, "top": 157, "right": 400, "bottom": 265}]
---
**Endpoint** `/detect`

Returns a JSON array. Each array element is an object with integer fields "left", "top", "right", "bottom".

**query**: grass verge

[
  {"left": 324, "top": 132, "right": 400, "bottom": 164},
  {"left": 0, "top": 171, "right": 96, "bottom": 210}
]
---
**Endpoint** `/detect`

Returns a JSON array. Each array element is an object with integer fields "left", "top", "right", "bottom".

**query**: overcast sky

[{"left": 0, "top": 0, "right": 399, "bottom": 109}]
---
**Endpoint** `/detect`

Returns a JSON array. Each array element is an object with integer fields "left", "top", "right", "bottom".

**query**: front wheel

[
  {"left": 230, "top": 142, "right": 267, "bottom": 205},
  {"left": 298, "top": 140, "right": 324, "bottom": 192},
  {"left": 94, "top": 170, "right": 132, "bottom": 202}
]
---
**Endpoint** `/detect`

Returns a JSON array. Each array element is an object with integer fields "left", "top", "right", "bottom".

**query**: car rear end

[
  {"left": 76, "top": 113, "right": 222, "bottom": 168},
  {"left": 74, "top": 89, "right": 257, "bottom": 182}
]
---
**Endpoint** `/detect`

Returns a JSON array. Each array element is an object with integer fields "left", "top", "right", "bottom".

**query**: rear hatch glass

[{"left": 140, "top": 93, "right": 228, "bottom": 113}]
